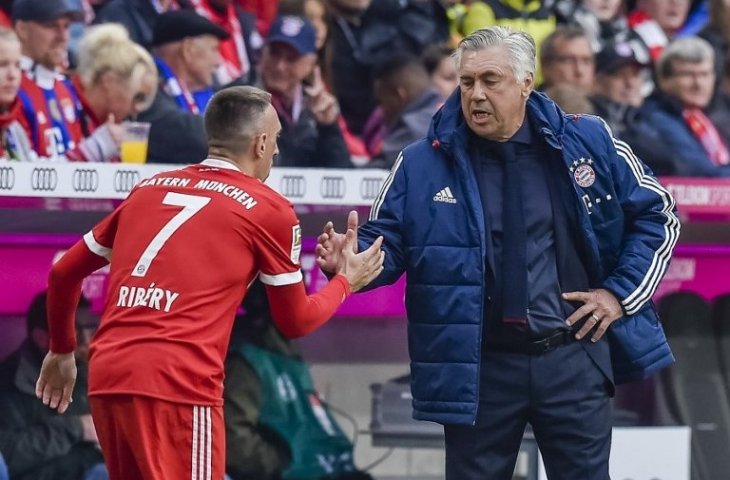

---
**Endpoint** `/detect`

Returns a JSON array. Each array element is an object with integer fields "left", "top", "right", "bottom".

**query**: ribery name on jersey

[{"left": 116, "top": 284, "right": 180, "bottom": 312}]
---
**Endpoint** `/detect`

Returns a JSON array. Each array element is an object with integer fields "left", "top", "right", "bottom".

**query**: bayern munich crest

[{"left": 571, "top": 157, "right": 596, "bottom": 188}]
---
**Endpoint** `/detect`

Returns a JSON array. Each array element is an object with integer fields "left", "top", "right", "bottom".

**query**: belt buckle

[{"left": 541, "top": 335, "right": 555, "bottom": 353}]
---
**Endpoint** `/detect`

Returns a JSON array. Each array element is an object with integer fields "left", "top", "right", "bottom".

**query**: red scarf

[
  {"left": 190, "top": 0, "right": 249, "bottom": 85},
  {"left": 683, "top": 108, "right": 730, "bottom": 166},
  {"left": 627, "top": 9, "right": 667, "bottom": 61}
]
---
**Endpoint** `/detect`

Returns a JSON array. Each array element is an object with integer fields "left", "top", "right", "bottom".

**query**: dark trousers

[{"left": 444, "top": 340, "right": 612, "bottom": 480}]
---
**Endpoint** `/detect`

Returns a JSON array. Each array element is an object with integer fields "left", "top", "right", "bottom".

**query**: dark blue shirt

[{"left": 470, "top": 117, "right": 566, "bottom": 338}]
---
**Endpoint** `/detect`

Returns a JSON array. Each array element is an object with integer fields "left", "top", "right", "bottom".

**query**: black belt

[{"left": 484, "top": 328, "right": 577, "bottom": 355}]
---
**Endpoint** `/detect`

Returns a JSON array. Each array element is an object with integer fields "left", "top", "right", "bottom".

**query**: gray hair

[
  {"left": 453, "top": 26, "right": 536, "bottom": 82},
  {"left": 657, "top": 37, "right": 715, "bottom": 79}
]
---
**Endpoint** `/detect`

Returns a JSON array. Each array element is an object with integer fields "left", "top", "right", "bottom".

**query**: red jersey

[{"left": 84, "top": 159, "right": 306, "bottom": 405}]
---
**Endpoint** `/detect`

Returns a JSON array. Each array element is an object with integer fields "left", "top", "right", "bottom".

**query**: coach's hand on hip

[{"left": 563, "top": 289, "right": 624, "bottom": 343}]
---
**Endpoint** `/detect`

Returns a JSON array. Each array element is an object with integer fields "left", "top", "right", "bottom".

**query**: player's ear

[{"left": 253, "top": 133, "right": 267, "bottom": 159}]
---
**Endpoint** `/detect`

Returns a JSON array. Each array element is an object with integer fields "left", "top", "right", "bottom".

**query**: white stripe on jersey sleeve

[
  {"left": 259, "top": 270, "right": 304, "bottom": 286},
  {"left": 83, "top": 231, "right": 112, "bottom": 261}
]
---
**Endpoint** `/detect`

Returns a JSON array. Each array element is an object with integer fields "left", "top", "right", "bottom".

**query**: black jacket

[
  {"left": 0, "top": 342, "right": 102, "bottom": 480},
  {"left": 137, "top": 93, "right": 208, "bottom": 164},
  {"left": 94, "top": 0, "right": 159, "bottom": 49}
]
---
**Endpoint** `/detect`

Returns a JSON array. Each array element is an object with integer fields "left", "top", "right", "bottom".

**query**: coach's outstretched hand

[
  {"left": 36, "top": 351, "right": 77, "bottom": 414},
  {"left": 330, "top": 211, "right": 385, "bottom": 292}
]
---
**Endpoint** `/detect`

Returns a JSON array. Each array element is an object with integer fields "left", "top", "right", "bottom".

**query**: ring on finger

[{"left": 590, "top": 313, "right": 600, "bottom": 324}]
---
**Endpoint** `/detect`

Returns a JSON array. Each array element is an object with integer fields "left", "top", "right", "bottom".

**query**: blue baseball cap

[
  {"left": 266, "top": 16, "right": 316, "bottom": 55},
  {"left": 13, "top": 0, "right": 84, "bottom": 22}
]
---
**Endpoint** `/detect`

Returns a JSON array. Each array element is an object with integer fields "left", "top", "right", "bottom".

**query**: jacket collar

[{"left": 428, "top": 88, "right": 566, "bottom": 159}]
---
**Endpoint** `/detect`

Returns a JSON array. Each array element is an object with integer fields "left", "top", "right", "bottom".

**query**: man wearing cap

[
  {"left": 152, "top": 10, "right": 229, "bottom": 114},
  {"left": 258, "top": 15, "right": 351, "bottom": 168},
  {"left": 13, "top": 0, "right": 85, "bottom": 160},
  {"left": 590, "top": 41, "right": 677, "bottom": 175}
]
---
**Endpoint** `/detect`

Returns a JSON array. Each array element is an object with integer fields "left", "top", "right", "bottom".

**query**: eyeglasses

[
  {"left": 549, "top": 55, "right": 594, "bottom": 67},
  {"left": 672, "top": 70, "right": 715, "bottom": 80}
]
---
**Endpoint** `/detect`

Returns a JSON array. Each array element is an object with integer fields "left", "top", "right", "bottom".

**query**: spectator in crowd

[
  {"left": 699, "top": 0, "right": 730, "bottom": 81},
  {"left": 372, "top": 53, "right": 442, "bottom": 168},
  {"left": 328, "top": 0, "right": 448, "bottom": 136},
  {"left": 455, "top": 0, "right": 557, "bottom": 83},
  {"left": 224, "top": 280, "right": 374, "bottom": 480},
  {"left": 317, "top": 25, "right": 678, "bottom": 480},
  {"left": 278, "top": 0, "right": 370, "bottom": 162},
  {"left": 94, "top": 0, "right": 178, "bottom": 49},
  {"left": 590, "top": 41, "right": 677, "bottom": 175},
  {"left": 188, "top": 0, "right": 262, "bottom": 86},
  {"left": 68, "top": 24, "right": 157, "bottom": 162},
  {"left": 641, "top": 36, "right": 730, "bottom": 176},
  {"left": 0, "top": 291, "right": 103, "bottom": 480},
  {"left": 556, "top": 0, "right": 652, "bottom": 64},
  {"left": 0, "top": 28, "right": 36, "bottom": 161},
  {"left": 259, "top": 15, "right": 352, "bottom": 168},
  {"left": 628, "top": 0, "right": 691, "bottom": 60},
  {"left": 422, "top": 43, "right": 459, "bottom": 102},
  {"left": 151, "top": 9, "right": 228, "bottom": 114},
  {"left": 13, "top": 0, "right": 86, "bottom": 160},
  {"left": 35, "top": 85, "right": 384, "bottom": 480},
  {"left": 539, "top": 25, "right": 595, "bottom": 92}
]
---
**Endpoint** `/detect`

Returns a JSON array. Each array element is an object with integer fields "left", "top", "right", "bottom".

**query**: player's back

[{"left": 86, "top": 159, "right": 300, "bottom": 405}]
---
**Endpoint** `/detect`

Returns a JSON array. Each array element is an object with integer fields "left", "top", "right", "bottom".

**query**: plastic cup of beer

[{"left": 120, "top": 122, "right": 151, "bottom": 164}]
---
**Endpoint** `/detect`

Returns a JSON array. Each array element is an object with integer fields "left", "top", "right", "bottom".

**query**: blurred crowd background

[{"left": 0, "top": 0, "right": 728, "bottom": 177}]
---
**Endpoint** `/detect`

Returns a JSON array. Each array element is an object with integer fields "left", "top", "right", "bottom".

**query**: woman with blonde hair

[{"left": 67, "top": 23, "right": 158, "bottom": 162}]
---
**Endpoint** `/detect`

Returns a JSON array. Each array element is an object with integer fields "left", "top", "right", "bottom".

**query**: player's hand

[
  {"left": 340, "top": 230, "right": 384, "bottom": 292},
  {"left": 35, "top": 351, "right": 77, "bottom": 414},
  {"left": 563, "top": 288, "right": 624, "bottom": 342},
  {"left": 316, "top": 210, "right": 359, "bottom": 274}
]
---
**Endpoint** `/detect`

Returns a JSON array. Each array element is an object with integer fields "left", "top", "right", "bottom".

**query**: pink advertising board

[{"left": 1, "top": 233, "right": 727, "bottom": 317}]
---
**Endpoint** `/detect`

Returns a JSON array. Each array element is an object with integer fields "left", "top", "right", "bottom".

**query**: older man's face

[
  {"left": 542, "top": 36, "right": 595, "bottom": 91},
  {"left": 596, "top": 64, "right": 645, "bottom": 107},
  {"left": 458, "top": 46, "right": 533, "bottom": 141},
  {"left": 15, "top": 17, "right": 72, "bottom": 70},
  {"left": 660, "top": 59, "right": 715, "bottom": 109}
]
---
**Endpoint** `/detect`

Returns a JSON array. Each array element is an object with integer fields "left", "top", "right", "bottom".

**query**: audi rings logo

[
  {"left": 280, "top": 175, "right": 306, "bottom": 198},
  {"left": 72, "top": 168, "right": 99, "bottom": 192},
  {"left": 0, "top": 166, "right": 14, "bottom": 190},
  {"left": 320, "top": 176, "right": 345, "bottom": 199},
  {"left": 360, "top": 177, "right": 383, "bottom": 200},
  {"left": 114, "top": 170, "right": 140, "bottom": 193},
  {"left": 31, "top": 167, "right": 58, "bottom": 192}
]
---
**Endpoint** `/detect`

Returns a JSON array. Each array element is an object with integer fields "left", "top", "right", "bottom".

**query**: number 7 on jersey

[{"left": 131, "top": 192, "right": 211, "bottom": 277}]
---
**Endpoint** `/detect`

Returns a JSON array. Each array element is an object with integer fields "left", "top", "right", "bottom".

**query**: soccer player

[{"left": 35, "top": 85, "right": 384, "bottom": 480}]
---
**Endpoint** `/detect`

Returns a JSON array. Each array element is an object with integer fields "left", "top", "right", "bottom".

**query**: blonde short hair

[{"left": 76, "top": 24, "right": 157, "bottom": 109}]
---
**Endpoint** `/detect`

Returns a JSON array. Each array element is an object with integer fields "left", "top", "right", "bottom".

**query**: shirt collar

[
  {"left": 201, "top": 158, "right": 242, "bottom": 172},
  {"left": 509, "top": 116, "right": 532, "bottom": 145}
]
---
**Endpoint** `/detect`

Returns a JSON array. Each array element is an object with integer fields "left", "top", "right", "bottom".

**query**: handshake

[{"left": 316, "top": 210, "right": 385, "bottom": 293}]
